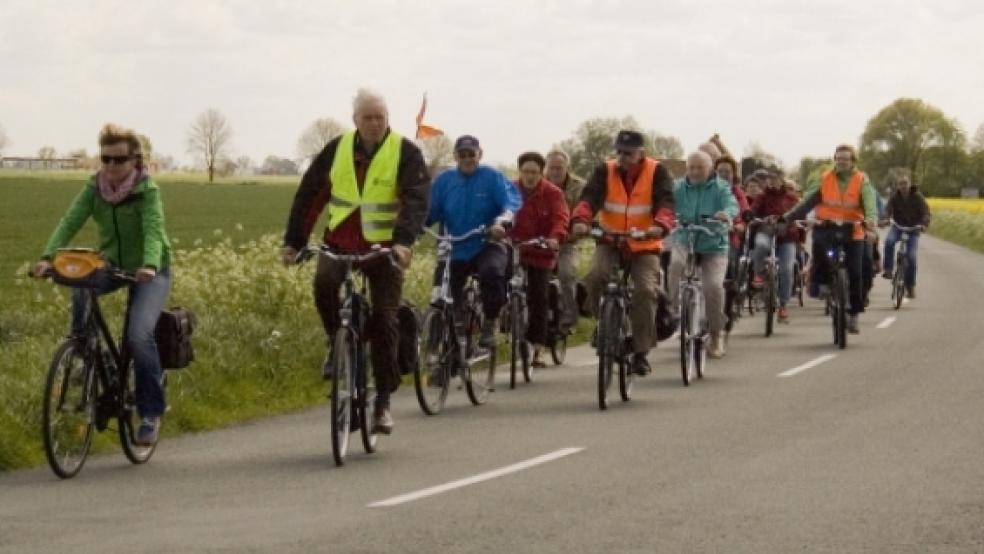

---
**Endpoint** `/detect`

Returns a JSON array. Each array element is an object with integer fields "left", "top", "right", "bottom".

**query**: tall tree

[
  {"left": 297, "top": 118, "right": 348, "bottom": 162},
  {"left": 792, "top": 156, "right": 831, "bottom": 188},
  {"left": 649, "top": 132, "right": 685, "bottom": 159},
  {"left": 37, "top": 146, "right": 57, "bottom": 159},
  {"left": 971, "top": 123, "right": 984, "bottom": 153},
  {"left": 236, "top": 155, "right": 253, "bottom": 174},
  {"left": 419, "top": 135, "right": 454, "bottom": 176},
  {"left": 859, "top": 98, "right": 967, "bottom": 195},
  {"left": 186, "top": 108, "right": 233, "bottom": 183},
  {"left": 743, "top": 141, "right": 782, "bottom": 169}
]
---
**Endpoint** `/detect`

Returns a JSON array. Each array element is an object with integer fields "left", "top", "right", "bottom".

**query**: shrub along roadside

[{"left": 925, "top": 209, "right": 984, "bottom": 254}]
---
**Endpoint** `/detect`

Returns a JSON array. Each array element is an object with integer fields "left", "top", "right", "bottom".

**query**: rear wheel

[
  {"left": 329, "top": 330, "right": 354, "bottom": 466},
  {"left": 464, "top": 304, "right": 496, "bottom": 406},
  {"left": 120, "top": 361, "right": 160, "bottom": 464},
  {"left": 42, "top": 339, "right": 95, "bottom": 479},
  {"left": 413, "top": 309, "right": 450, "bottom": 415}
]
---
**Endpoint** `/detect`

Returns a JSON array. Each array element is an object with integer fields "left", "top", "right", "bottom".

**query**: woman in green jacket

[{"left": 33, "top": 124, "right": 172, "bottom": 446}]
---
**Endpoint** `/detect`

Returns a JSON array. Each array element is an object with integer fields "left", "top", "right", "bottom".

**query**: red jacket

[
  {"left": 511, "top": 179, "right": 570, "bottom": 269},
  {"left": 729, "top": 183, "right": 750, "bottom": 249},
  {"left": 752, "top": 186, "right": 801, "bottom": 243}
]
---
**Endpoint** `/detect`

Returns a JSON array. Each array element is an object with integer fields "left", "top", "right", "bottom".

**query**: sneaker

[
  {"left": 906, "top": 286, "right": 916, "bottom": 299},
  {"left": 479, "top": 318, "right": 497, "bottom": 348},
  {"left": 631, "top": 353, "right": 652, "bottom": 376},
  {"left": 847, "top": 314, "right": 860, "bottom": 334},
  {"left": 751, "top": 274, "right": 765, "bottom": 288},
  {"left": 777, "top": 306, "right": 789, "bottom": 322},
  {"left": 372, "top": 408, "right": 394, "bottom": 435},
  {"left": 881, "top": 271, "right": 893, "bottom": 280},
  {"left": 708, "top": 334, "right": 725, "bottom": 359},
  {"left": 135, "top": 416, "right": 161, "bottom": 446}
]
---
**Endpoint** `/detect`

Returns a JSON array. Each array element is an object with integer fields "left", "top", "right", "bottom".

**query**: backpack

[
  {"left": 397, "top": 301, "right": 420, "bottom": 376},
  {"left": 155, "top": 307, "right": 196, "bottom": 369}
]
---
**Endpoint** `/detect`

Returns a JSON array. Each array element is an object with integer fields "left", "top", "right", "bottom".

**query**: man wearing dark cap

[
  {"left": 426, "top": 134, "right": 522, "bottom": 347},
  {"left": 570, "top": 129, "right": 676, "bottom": 375}
]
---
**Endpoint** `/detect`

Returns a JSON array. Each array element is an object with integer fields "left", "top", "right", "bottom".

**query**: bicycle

[
  {"left": 792, "top": 245, "right": 807, "bottom": 308},
  {"left": 544, "top": 275, "right": 568, "bottom": 366},
  {"left": 749, "top": 218, "right": 780, "bottom": 337},
  {"left": 585, "top": 224, "right": 660, "bottom": 410},
  {"left": 39, "top": 249, "right": 164, "bottom": 479},
  {"left": 796, "top": 220, "right": 855, "bottom": 349},
  {"left": 296, "top": 243, "right": 394, "bottom": 467},
  {"left": 414, "top": 226, "right": 497, "bottom": 415},
  {"left": 883, "top": 220, "right": 923, "bottom": 310},
  {"left": 675, "top": 219, "right": 727, "bottom": 386},
  {"left": 726, "top": 222, "right": 754, "bottom": 332},
  {"left": 502, "top": 237, "right": 550, "bottom": 389}
]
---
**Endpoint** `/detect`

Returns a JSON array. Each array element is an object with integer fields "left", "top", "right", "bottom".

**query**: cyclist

[
  {"left": 783, "top": 144, "right": 877, "bottom": 334},
  {"left": 714, "top": 155, "right": 750, "bottom": 329},
  {"left": 510, "top": 151, "right": 570, "bottom": 367},
  {"left": 880, "top": 171, "right": 931, "bottom": 298},
  {"left": 570, "top": 129, "right": 675, "bottom": 376},
  {"left": 544, "top": 150, "right": 586, "bottom": 335},
  {"left": 667, "top": 151, "right": 739, "bottom": 359},
  {"left": 282, "top": 89, "right": 430, "bottom": 435},
  {"left": 426, "top": 134, "right": 522, "bottom": 348},
  {"left": 750, "top": 169, "right": 800, "bottom": 322},
  {"left": 33, "top": 123, "right": 173, "bottom": 447}
]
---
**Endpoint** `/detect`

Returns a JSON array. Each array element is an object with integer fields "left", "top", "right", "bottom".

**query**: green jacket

[
  {"left": 670, "top": 176, "right": 738, "bottom": 254},
  {"left": 42, "top": 175, "right": 171, "bottom": 271}
]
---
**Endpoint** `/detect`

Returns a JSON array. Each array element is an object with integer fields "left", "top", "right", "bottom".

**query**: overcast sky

[{"left": 2, "top": 0, "right": 983, "bottom": 169}]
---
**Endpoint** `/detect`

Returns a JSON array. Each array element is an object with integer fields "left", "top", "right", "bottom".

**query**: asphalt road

[{"left": 2, "top": 234, "right": 983, "bottom": 553}]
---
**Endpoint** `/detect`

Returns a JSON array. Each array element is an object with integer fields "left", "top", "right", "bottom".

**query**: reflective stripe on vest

[
  {"left": 598, "top": 157, "right": 663, "bottom": 252},
  {"left": 326, "top": 131, "right": 402, "bottom": 242},
  {"left": 815, "top": 169, "right": 866, "bottom": 240}
]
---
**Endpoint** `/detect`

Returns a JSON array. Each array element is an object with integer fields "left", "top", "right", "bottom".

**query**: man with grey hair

[
  {"left": 544, "top": 149, "right": 585, "bottom": 334},
  {"left": 667, "top": 151, "right": 738, "bottom": 358},
  {"left": 282, "top": 88, "right": 431, "bottom": 435}
]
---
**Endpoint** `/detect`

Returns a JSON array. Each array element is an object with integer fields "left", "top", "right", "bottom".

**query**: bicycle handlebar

[
  {"left": 886, "top": 220, "right": 925, "bottom": 233},
  {"left": 295, "top": 244, "right": 394, "bottom": 266},
  {"left": 426, "top": 225, "right": 488, "bottom": 243}
]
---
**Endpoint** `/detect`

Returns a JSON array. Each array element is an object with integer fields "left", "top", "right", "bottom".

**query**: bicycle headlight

[{"left": 52, "top": 249, "right": 107, "bottom": 280}]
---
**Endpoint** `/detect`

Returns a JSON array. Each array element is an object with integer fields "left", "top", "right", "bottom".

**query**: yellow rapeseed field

[{"left": 927, "top": 198, "right": 984, "bottom": 215}]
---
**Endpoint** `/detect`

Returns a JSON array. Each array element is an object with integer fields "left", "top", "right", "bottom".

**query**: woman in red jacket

[
  {"left": 511, "top": 152, "right": 570, "bottom": 367},
  {"left": 750, "top": 170, "right": 801, "bottom": 322}
]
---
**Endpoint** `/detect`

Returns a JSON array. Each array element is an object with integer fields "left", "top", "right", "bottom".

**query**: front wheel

[
  {"left": 680, "top": 287, "right": 697, "bottom": 386},
  {"left": 413, "top": 309, "right": 450, "bottom": 415},
  {"left": 464, "top": 305, "right": 496, "bottom": 406},
  {"left": 892, "top": 256, "right": 906, "bottom": 310},
  {"left": 834, "top": 270, "right": 849, "bottom": 349},
  {"left": 764, "top": 265, "right": 777, "bottom": 338},
  {"left": 550, "top": 333, "right": 567, "bottom": 365},
  {"left": 596, "top": 302, "right": 618, "bottom": 410},
  {"left": 329, "top": 330, "right": 354, "bottom": 466},
  {"left": 42, "top": 339, "right": 95, "bottom": 479},
  {"left": 358, "top": 343, "right": 377, "bottom": 454}
]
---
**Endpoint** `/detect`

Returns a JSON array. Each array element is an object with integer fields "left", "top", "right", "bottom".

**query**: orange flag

[{"left": 415, "top": 93, "right": 444, "bottom": 139}]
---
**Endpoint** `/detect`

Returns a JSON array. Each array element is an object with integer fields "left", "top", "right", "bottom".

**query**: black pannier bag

[
  {"left": 155, "top": 307, "right": 196, "bottom": 369},
  {"left": 397, "top": 301, "right": 420, "bottom": 376}
]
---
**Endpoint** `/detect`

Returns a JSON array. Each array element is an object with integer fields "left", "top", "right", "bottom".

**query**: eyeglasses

[
  {"left": 616, "top": 150, "right": 635, "bottom": 157},
  {"left": 457, "top": 151, "right": 477, "bottom": 159},
  {"left": 101, "top": 154, "right": 133, "bottom": 165}
]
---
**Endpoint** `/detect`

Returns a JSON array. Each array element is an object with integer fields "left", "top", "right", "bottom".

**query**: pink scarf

[{"left": 97, "top": 168, "right": 143, "bottom": 204}]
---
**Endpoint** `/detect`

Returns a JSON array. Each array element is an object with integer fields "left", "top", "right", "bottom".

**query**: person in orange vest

[
  {"left": 782, "top": 144, "right": 878, "bottom": 334},
  {"left": 570, "top": 130, "right": 675, "bottom": 376}
]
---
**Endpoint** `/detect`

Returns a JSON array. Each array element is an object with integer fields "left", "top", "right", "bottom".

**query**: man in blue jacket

[{"left": 427, "top": 135, "right": 522, "bottom": 347}]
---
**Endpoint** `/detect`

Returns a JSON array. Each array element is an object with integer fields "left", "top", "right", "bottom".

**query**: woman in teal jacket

[
  {"left": 34, "top": 124, "right": 172, "bottom": 446},
  {"left": 667, "top": 151, "right": 739, "bottom": 359}
]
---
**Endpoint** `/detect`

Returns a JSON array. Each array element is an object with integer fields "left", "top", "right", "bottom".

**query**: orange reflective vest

[
  {"left": 598, "top": 157, "right": 663, "bottom": 252},
  {"left": 815, "top": 169, "right": 866, "bottom": 240}
]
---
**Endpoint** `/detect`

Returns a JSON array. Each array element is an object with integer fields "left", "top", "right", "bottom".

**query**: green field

[{"left": 0, "top": 170, "right": 592, "bottom": 471}]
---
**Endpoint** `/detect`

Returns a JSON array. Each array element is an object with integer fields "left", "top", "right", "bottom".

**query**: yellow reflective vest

[{"left": 327, "top": 131, "right": 401, "bottom": 242}]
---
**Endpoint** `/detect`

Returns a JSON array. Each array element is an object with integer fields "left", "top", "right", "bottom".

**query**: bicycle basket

[{"left": 51, "top": 249, "right": 108, "bottom": 287}]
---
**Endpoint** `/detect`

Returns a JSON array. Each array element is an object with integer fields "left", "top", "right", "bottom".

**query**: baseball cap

[
  {"left": 454, "top": 135, "right": 480, "bottom": 152},
  {"left": 613, "top": 129, "right": 644, "bottom": 151}
]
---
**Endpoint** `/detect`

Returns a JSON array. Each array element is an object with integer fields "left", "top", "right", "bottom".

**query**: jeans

[
  {"left": 582, "top": 246, "right": 663, "bottom": 353},
  {"left": 751, "top": 235, "right": 797, "bottom": 307},
  {"left": 811, "top": 229, "right": 864, "bottom": 315},
  {"left": 556, "top": 243, "right": 578, "bottom": 331},
  {"left": 882, "top": 227, "right": 920, "bottom": 287},
  {"left": 435, "top": 242, "right": 509, "bottom": 321},
  {"left": 71, "top": 268, "right": 171, "bottom": 418},
  {"left": 314, "top": 255, "right": 404, "bottom": 400},
  {"left": 667, "top": 246, "right": 729, "bottom": 336}
]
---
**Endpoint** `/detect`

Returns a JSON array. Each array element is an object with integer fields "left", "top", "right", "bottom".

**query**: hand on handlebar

[
  {"left": 135, "top": 268, "right": 157, "bottom": 283},
  {"left": 392, "top": 244, "right": 412, "bottom": 270},
  {"left": 281, "top": 246, "right": 299, "bottom": 267},
  {"left": 33, "top": 260, "right": 52, "bottom": 278},
  {"left": 489, "top": 223, "right": 507, "bottom": 241},
  {"left": 572, "top": 222, "right": 590, "bottom": 238}
]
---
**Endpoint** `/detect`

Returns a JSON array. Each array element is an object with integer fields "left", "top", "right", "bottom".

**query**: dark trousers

[
  {"left": 811, "top": 229, "right": 865, "bottom": 315},
  {"left": 524, "top": 265, "right": 551, "bottom": 346},
  {"left": 435, "top": 243, "right": 509, "bottom": 321},
  {"left": 314, "top": 255, "right": 403, "bottom": 398}
]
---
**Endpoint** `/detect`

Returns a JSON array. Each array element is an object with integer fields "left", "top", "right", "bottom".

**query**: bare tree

[
  {"left": 0, "top": 123, "right": 8, "bottom": 156},
  {"left": 236, "top": 155, "right": 253, "bottom": 174},
  {"left": 38, "top": 146, "right": 57, "bottom": 159},
  {"left": 743, "top": 141, "right": 782, "bottom": 169},
  {"left": 297, "top": 118, "right": 348, "bottom": 162},
  {"left": 419, "top": 135, "right": 454, "bottom": 176},
  {"left": 971, "top": 123, "right": 984, "bottom": 153},
  {"left": 186, "top": 108, "right": 233, "bottom": 183}
]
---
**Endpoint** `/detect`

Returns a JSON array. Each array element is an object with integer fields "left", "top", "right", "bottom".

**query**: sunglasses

[
  {"left": 616, "top": 150, "right": 635, "bottom": 157},
  {"left": 101, "top": 154, "right": 133, "bottom": 165}
]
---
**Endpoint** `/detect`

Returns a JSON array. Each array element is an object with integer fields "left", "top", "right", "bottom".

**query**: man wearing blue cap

[{"left": 426, "top": 135, "right": 522, "bottom": 347}]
